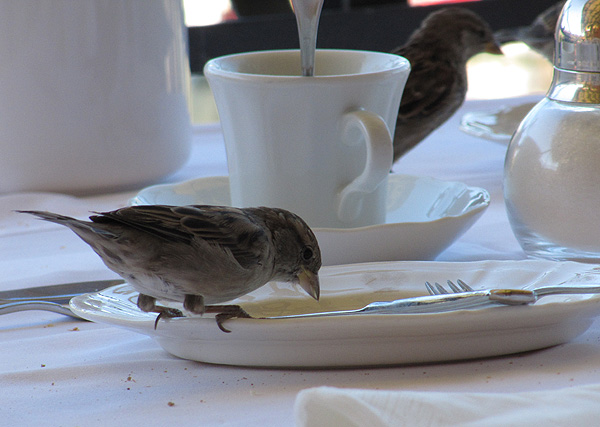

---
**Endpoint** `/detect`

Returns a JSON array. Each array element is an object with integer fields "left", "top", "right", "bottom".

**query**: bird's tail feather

[
  {"left": 16, "top": 210, "right": 116, "bottom": 238},
  {"left": 17, "top": 210, "right": 78, "bottom": 224}
]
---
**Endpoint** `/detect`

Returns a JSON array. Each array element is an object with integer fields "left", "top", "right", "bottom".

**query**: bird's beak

[
  {"left": 486, "top": 41, "right": 504, "bottom": 55},
  {"left": 297, "top": 267, "right": 320, "bottom": 301}
]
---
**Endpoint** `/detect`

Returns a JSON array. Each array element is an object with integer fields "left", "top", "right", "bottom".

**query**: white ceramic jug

[{"left": 0, "top": 0, "right": 192, "bottom": 194}]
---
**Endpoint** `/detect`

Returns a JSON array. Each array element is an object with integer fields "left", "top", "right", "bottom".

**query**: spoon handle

[{"left": 291, "top": 0, "right": 324, "bottom": 76}]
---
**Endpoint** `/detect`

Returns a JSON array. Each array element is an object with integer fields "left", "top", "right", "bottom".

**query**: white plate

[
  {"left": 130, "top": 175, "right": 489, "bottom": 265},
  {"left": 70, "top": 260, "right": 600, "bottom": 368},
  {"left": 459, "top": 102, "right": 536, "bottom": 144}
]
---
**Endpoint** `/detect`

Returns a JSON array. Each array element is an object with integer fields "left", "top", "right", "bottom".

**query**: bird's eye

[{"left": 302, "top": 247, "right": 313, "bottom": 261}]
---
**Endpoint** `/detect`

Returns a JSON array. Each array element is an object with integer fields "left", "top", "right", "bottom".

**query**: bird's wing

[
  {"left": 394, "top": 49, "right": 457, "bottom": 121},
  {"left": 91, "top": 205, "right": 269, "bottom": 270}
]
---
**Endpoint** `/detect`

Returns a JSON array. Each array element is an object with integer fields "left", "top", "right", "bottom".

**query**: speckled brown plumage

[
  {"left": 19, "top": 205, "right": 321, "bottom": 332},
  {"left": 391, "top": 8, "right": 502, "bottom": 162}
]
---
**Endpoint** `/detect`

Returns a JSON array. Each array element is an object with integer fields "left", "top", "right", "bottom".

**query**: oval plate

[{"left": 70, "top": 260, "right": 600, "bottom": 368}]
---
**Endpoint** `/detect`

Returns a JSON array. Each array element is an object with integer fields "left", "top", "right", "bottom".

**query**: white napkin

[{"left": 294, "top": 385, "right": 600, "bottom": 426}]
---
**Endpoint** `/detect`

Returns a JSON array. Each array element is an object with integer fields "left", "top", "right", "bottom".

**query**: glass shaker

[{"left": 504, "top": 0, "right": 600, "bottom": 261}]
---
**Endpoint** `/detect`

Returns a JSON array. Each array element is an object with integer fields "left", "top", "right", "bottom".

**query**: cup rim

[{"left": 203, "top": 49, "right": 410, "bottom": 80}]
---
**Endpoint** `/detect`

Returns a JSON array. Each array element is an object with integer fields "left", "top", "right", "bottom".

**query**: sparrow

[
  {"left": 494, "top": 1, "right": 564, "bottom": 61},
  {"left": 19, "top": 205, "right": 321, "bottom": 332},
  {"left": 391, "top": 7, "right": 503, "bottom": 162}
]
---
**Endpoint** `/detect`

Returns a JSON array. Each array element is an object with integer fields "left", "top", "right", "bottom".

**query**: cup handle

[{"left": 336, "top": 110, "right": 393, "bottom": 223}]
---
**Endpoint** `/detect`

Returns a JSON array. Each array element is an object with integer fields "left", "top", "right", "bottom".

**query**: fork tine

[
  {"left": 456, "top": 279, "right": 474, "bottom": 292},
  {"left": 434, "top": 282, "right": 448, "bottom": 294},
  {"left": 426, "top": 280, "right": 473, "bottom": 295},
  {"left": 446, "top": 280, "right": 463, "bottom": 293},
  {"left": 425, "top": 282, "right": 448, "bottom": 295},
  {"left": 424, "top": 281, "right": 437, "bottom": 295}
]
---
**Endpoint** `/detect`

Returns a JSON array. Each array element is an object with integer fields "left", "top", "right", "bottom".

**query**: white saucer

[
  {"left": 70, "top": 260, "right": 600, "bottom": 368},
  {"left": 131, "top": 175, "right": 489, "bottom": 265},
  {"left": 459, "top": 102, "right": 536, "bottom": 144}
]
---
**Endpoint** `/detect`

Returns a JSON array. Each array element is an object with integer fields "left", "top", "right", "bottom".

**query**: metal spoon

[{"left": 291, "top": 0, "right": 324, "bottom": 76}]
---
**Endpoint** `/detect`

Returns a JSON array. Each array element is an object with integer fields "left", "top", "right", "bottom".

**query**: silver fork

[
  {"left": 426, "top": 279, "right": 600, "bottom": 305},
  {"left": 262, "top": 282, "right": 525, "bottom": 319}
]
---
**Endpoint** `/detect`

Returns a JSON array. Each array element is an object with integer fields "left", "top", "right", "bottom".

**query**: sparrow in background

[
  {"left": 391, "top": 8, "right": 502, "bottom": 162},
  {"left": 20, "top": 205, "right": 321, "bottom": 332},
  {"left": 494, "top": 1, "right": 564, "bottom": 61}
]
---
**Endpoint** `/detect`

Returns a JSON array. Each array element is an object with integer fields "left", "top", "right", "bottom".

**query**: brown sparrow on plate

[{"left": 20, "top": 205, "right": 321, "bottom": 332}]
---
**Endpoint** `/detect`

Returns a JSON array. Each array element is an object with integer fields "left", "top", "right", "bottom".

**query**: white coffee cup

[
  {"left": 204, "top": 49, "right": 410, "bottom": 228},
  {"left": 0, "top": 0, "right": 192, "bottom": 194}
]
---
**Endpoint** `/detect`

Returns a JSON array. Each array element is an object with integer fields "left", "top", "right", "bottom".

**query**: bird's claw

[
  {"left": 207, "top": 305, "right": 253, "bottom": 333},
  {"left": 152, "top": 304, "right": 252, "bottom": 332},
  {"left": 153, "top": 307, "right": 184, "bottom": 330}
]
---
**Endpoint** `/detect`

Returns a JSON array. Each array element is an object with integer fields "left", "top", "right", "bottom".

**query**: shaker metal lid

[{"left": 556, "top": 0, "right": 600, "bottom": 71}]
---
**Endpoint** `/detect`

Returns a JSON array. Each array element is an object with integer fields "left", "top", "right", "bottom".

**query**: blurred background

[{"left": 183, "top": 0, "right": 556, "bottom": 123}]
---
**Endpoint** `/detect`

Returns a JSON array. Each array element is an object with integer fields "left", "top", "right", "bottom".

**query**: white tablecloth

[{"left": 4, "top": 95, "right": 600, "bottom": 426}]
